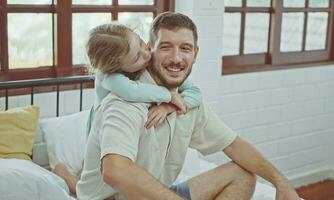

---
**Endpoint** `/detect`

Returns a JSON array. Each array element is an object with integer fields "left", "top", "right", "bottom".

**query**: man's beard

[{"left": 149, "top": 62, "right": 192, "bottom": 89}]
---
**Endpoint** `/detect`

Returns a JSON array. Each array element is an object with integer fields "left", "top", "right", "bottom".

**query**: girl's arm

[
  {"left": 101, "top": 73, "right": 171, "bottom": 103},
  {"left": 179, "top": 78, "right": 202, "bottom": 109}
]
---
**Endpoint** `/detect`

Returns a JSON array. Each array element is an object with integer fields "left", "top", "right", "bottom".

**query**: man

[{"left": 76, "top": 12, "right": 301, "bottom": 200}]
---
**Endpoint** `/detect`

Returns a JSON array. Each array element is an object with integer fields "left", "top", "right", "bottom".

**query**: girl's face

[{"left": 120, "top": 32, "right": 151, "bottom": 73}]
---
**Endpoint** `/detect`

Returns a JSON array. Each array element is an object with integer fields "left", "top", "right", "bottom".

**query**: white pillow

[
  {"left": 0, "top": 159, "right": 74, "bottom": 200},
  {"left": 40, "top": 110, "right": 89, "bottom": 175}
]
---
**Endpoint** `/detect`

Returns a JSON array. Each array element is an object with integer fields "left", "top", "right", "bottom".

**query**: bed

[{"left": 0, "top": 76, "right": 277, "bottom": 200}]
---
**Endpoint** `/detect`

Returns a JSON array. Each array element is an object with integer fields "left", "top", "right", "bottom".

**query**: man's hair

[
  {"left": 86, "top": 24, "right": 133, "bottom": 74},
  {"left": 149, "top": 12, "right": 198, "bottom": 48}
]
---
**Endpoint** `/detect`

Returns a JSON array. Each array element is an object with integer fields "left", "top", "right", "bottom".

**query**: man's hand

[
  {"left": 224, "top": 137, "right": 302, "bottom": 200},
  {"left": 170, "top": 91, "right": 187, "bottom": 114},
  {"left": 145, "top": 103, "right": 176, "bottom": 129},
  {"left": 276, "top": 183, "right": 301, "bottom": 200}
]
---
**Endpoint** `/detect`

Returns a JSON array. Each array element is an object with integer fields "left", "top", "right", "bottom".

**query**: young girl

[
  {"left": 53, "top": 23, "right": 202, "bottom": 195},
  {"left": 86, "top": 23, "right": 202, "bottom": 132}
]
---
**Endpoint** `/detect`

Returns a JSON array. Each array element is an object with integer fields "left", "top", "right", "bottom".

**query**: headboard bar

[
  {"left": 0, "top": 75, "right": 95, "bottom": 112},
  {"left": 56, "top": 85, "right": 60, "bottom": 116},
  {"left": 31, "top": 87, "right": 34, "bottom": 105},
  {"left": 5, "top": 89, "right": 8, "bottom": 109},
  {"left": 0, "top": 75, "right": 94, "bottom": 90},
  {"left": 80, "top": 82, "right": 83, "bottom": 111}
]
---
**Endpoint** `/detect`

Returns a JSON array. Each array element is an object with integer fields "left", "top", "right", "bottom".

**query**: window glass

[
  {"left": 244, "top": 13, "right": 269, "bottom": 54},
  {"left": 72, "top": 13, "right": 111, "bottom": 65},
  {"left": 8, "top": 0, "right": 52, "bottom": 4},
  {"left": 224, "top": 0, "right": 242, "bottom": 7},
  {"left": 222, "top": 13, "right": 241, "bottom": 56},
  {"left": 247, "top": 0, "right": 271, "bottom": 7},
  {"left": 309, "top": 0, "right": 329, "bottom": 8},
  {"left": 306, "top": 12, "right": 328, "bottom": 50},
  {"left": 118, "top": 0, "right": 154, "bottom": 5},
  {"left": 280, "top": 12, "right": 304, "bottom": 52},
  {"left": 8, "top": 13, "right": 53, "bottom": 69},
  {"left": 72, "top": 0, "right": 112, "bottom": 5},
  {"left": 118, "top": 12, "right": 153, "bottom": 42},
  {"left": 283, "top": 0, "right": 305, "bottom": 8}
]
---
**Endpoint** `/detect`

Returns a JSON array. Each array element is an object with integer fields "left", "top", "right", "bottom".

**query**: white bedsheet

[{"left": 0, "top": 159, "right": 75, "bottom": 200}]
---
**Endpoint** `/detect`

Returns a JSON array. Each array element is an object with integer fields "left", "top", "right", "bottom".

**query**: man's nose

[{"left": 170, "top": 49, "right": 182, "bottom": 63}]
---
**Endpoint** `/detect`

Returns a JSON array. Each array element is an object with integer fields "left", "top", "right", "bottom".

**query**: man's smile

[{"left": 164, "top": 63, "right": 185, "bottom": 77}]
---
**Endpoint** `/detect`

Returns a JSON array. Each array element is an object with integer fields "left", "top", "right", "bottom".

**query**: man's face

[{"left": 148, "top": 28, "right": 198, "bottom": 89}]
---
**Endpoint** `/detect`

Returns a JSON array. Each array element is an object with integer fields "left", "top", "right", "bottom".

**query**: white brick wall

[{"left": 176, "top": 0, "right": 334, "bottom": 183}]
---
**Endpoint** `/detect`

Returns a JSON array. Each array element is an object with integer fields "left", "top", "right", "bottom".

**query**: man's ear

[{"left": 193, "top": 46, "right": 199, "bottom": 63}]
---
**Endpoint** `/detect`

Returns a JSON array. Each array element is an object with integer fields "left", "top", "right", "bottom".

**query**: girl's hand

[
  {"left": 145, "top": 103, "right": 176, "bottom": 129},
  {"left": 170, "top": 91, "right": 187, "bottom": 114}
]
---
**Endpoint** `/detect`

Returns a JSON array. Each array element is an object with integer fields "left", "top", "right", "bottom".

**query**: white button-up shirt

[{"left": 76, "top": 71, "right": 237, "bottom": 200}]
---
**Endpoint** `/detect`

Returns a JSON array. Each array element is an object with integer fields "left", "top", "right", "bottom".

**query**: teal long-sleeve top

[{"left": 94, "top": 70, "right": 202, "bottom": 109}]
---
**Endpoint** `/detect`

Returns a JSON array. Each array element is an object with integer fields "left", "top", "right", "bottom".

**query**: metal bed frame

[
  {"left": 0, "top": 75, "right": 95, "bottom": 167},
  {"left": 0, "top": 75, "right": 95, "bottom": 116}
]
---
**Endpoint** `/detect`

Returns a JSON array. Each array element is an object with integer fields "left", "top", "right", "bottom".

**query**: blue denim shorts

[{"left": 170, "top": 181, "right": 192, "bottom": 200}]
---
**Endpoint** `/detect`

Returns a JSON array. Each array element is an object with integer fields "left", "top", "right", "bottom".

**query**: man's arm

[
  {"left": 223, "top": 136, "right": 300, "bottom": 200},
  {"left": 102, "top": 154, "right": 183, "bottom": 200}
]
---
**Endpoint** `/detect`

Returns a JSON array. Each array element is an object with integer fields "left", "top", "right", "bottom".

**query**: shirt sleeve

[
  {"left": 189, "top": 104, "right": 237, "bottom": 156},
  {"left": 179, "top": 78, "right": 202, "bottom": 109},
  {"left": 101, "top": 73, "right": 171, "bottom": 103},
  {"left": 99, "top": 101, "right": 147, "bottom": 161}
]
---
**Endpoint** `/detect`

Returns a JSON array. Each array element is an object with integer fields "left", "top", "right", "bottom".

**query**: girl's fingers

[
  {"left": 147, "top": 115, "right": 159, "bottom": 129},
  {"left": 146, "top": 111, "right": 158, "bottom": 128},
  {"left": 156, "top": 116, "right": 165, "bottom": 127},
  {"left": 148, "top": 106, "right": 157, "bottom": 116}
]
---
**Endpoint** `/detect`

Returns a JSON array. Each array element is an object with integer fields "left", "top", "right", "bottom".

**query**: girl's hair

[{"left": 86, "top": 24, "right": 133, "bottom": 74}]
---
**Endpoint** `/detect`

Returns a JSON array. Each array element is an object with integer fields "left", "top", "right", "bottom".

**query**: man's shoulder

[{"left": 100, "top": 92, "right": 149, "bottom": 113}]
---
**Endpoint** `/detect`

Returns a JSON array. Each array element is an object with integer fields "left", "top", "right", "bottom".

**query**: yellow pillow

[{"left": 0, "top": 105, "right": 40, "bottom": 160}]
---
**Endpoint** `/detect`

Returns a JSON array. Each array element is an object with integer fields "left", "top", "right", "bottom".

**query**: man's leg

[
  {"left": 53, "top": 163, "right": 80, "bottom": 195},
  {"left": 188, "top": 161, "right": 256, "bottom": 200}
]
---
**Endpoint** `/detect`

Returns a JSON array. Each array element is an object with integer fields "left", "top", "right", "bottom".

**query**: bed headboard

[
  {"left": 0, "top": 76, "right": 95, "bottom": 167},
  {"left": 0, "top": 76, "right": 95, "bottom": 114}
]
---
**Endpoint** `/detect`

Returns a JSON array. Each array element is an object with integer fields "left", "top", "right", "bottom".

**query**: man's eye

[{"left": 160, "top": 46, "right": 170, "bottom": 49}]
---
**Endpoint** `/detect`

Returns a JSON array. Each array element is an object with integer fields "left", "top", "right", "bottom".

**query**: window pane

[
  {"left": 306, "top": 12, "right": 328, "bottom": 50},
  {"left": 247, "top": 0, "right": 271, "bottom": 7},
  {"left": 283, "top": 0, "right": 305, "bottom": 7},
  {"left": 8, "top": 13, "right": 53, "bottom": 69},
  {"left": 8, "top": 0, "right": 52, "bottom": 4},
  {"left": 222, "top": 13, "right": 241, "bottom": 56},
  {"left": 224, "top": 0, "right": 242, "bottom": 7},
  {"left": 280, "top": 13, "right": 304, "bottom": 52},
  {"left": 309, "top": 0, "right": 329, "bottom": 8},
  {"left": 118, "top": 0, "right": 153, "bottom": 5},
  {"left": 72, "top": 13, "right": 111, "bottom": 65},
  {"left": 118, "top": 12, "right": 153, "bottom": 42},
  {"left": 244, "top": 13, "right": 269, "bottom": 54},
  {"left": 72, "top": 0, "right": 112, "bottom": 5}
]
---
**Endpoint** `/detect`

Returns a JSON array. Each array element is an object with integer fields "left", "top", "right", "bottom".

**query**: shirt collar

[{"left": 139, "top": 70, "right": 157, "bottom": 85}]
